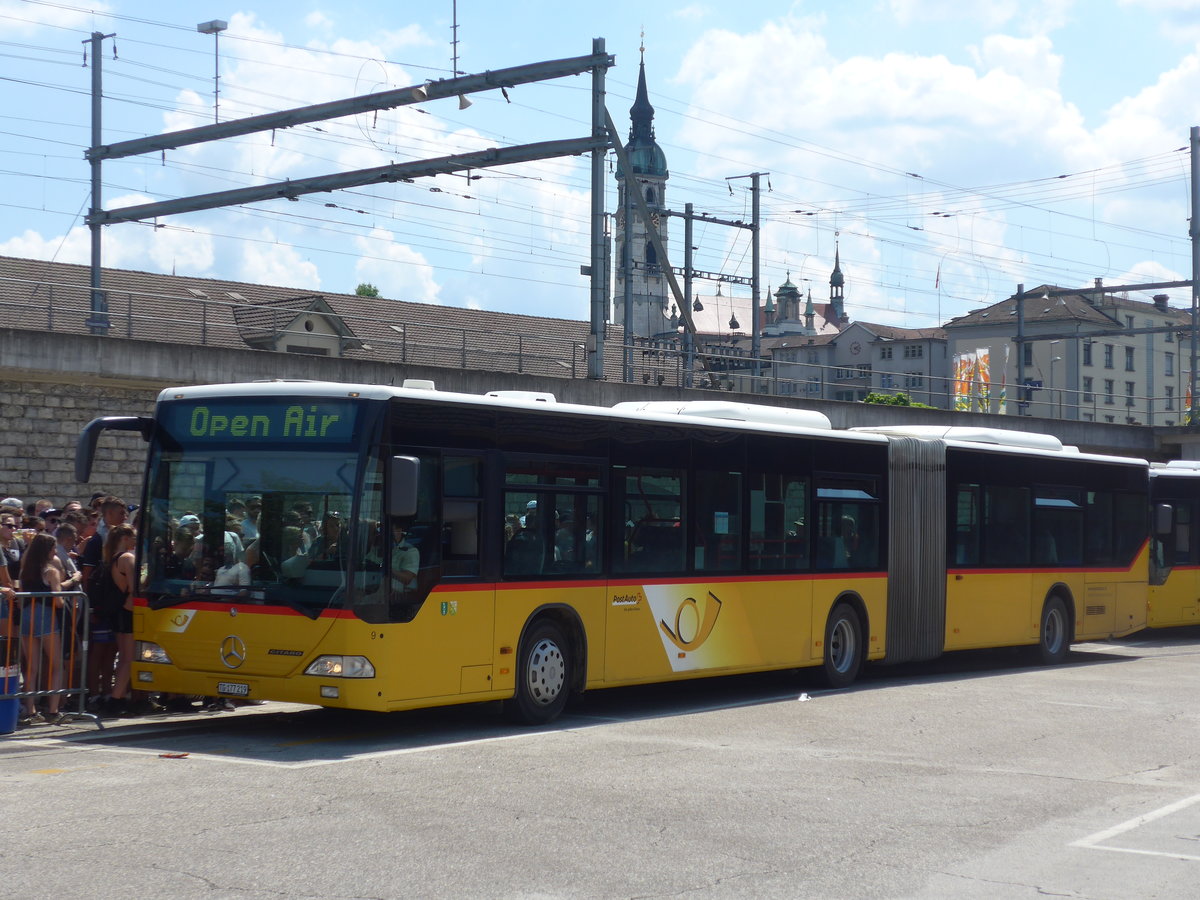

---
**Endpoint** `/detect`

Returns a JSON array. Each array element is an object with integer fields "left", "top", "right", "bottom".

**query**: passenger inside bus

[
  {"left": 818, "top": 515, "right": 858, "bottom": 569},
  {"left": 505, "top": 500, "right": 544, "bottom": 575}
]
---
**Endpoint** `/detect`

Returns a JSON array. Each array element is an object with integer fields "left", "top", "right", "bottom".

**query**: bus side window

[
  {"left": 442, "top": 456, "right": 481, "bottom": 577},
  {"left": 695, "top": 469, "right": 741, "bottom": 572},
  {"left": 613, "top": 466, "right": 684, "bottom": 574},
  {"left": 953, "top": 485, "right": 981, "bottom": 566},
  {"left": 982, "top": 485, "right": 1030, "bottom": 567},
  {"left": 748, "top": 474, "right": 808, "bottom": 571}
]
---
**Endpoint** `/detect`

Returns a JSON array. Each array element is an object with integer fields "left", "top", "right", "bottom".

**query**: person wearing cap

[
  {"left": 42, "top": 509, "right": 63, "bottom": 535},
  {"left": 1, "top": 497, "right": 22, "bottom": 511}
]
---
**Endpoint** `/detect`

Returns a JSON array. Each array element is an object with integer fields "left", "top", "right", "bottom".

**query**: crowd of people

[{"left": 0, "top": 490, "right": 220, "bottom": 727}]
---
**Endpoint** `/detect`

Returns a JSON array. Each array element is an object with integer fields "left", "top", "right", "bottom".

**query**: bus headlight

[
  {"left": 304, "top": 655, "right": 375, "bottom": 678},
  {"left": 136, "top": 641, "right": 173, "bottom": 664}
]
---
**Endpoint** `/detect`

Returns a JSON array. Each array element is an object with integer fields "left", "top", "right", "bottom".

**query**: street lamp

[
  {"left": 1048, "top": 340, "right": 1061, "bottom": 418},
  {"left": 197, "top": 19, "right": 228, "bottom": 123},
  {"left": 1051, "top": 355, "right": 1063, "bottom": 418}
]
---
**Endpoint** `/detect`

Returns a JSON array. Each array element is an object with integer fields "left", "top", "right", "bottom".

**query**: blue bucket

[{"left": 0, "top": 664, "right": 19, "bottom": 735}]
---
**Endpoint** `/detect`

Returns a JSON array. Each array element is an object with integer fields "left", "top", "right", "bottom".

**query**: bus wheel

[
  {"left": 505, "top": 620, "right": 570, "bottom": 725},
  {"left": 1038, "top": 596, "right": 1070, "bottom": 665},
  {"left": 822, "top": 602, "right": 863, "bottom": 688}
]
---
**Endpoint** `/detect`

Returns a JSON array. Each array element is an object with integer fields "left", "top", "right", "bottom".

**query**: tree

[
  {"left": 861, "top": 391, "right": 934, "bottom": 408},
  {"left": 355, "top": 282, "right": 380, "bottom": 298}
]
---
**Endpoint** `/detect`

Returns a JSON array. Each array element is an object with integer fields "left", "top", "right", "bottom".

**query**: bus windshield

[{"left": 142, "top": 448, "right": 363, "bottom": 618}]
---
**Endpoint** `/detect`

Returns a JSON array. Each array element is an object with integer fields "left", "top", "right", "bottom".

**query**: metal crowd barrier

[{"left": 1, "top": 590, "right": 102, "bottom": 732}]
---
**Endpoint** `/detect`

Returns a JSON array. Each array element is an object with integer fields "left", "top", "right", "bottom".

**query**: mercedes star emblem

[{"left": 220, "top": 635, "right": 247, "bottom": 669}]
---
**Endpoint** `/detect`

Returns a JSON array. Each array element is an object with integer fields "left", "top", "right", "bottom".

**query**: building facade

[{"left": 944, "top": 285, "right": 1190, "bottom": 424}]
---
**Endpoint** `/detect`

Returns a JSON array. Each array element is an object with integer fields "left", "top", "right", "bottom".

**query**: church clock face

[{"left": 850, "top": 340, "right": 862, "bottom": 356}]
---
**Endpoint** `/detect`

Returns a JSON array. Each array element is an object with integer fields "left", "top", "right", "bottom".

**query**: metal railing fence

[{"left": 0, "top": 590, "right": 100, "bottom": 731}]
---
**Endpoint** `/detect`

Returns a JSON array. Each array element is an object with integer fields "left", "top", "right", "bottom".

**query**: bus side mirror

[
  {"left": 388, "top": 456, "right": 420, "bottom": 519},
  {"left": 1154, "top": 503, "right": 1173, "bottom": 537}
]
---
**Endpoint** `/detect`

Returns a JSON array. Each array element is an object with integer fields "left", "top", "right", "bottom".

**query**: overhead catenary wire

[{"left": 1, "top": 4, "right": 1193, "bottom": 328}]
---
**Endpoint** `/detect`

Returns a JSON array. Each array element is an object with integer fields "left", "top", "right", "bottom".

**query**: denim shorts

[{"left": 22, "top": 599, "right": 58, "bottom": 638}]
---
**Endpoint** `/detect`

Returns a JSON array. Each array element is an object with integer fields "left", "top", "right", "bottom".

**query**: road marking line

[{"left": 1071, "top": 791, "right": 1200, "bottom": 862}]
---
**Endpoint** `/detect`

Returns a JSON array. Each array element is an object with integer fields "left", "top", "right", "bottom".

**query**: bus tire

[
  {"left": 822, "top": 601, "right": 863, "bottom": 688},
  {"left": 1038, "top": 596, "right": 1070, "bottom": 665},
  {"left": 505, "top": 620, "right": 571, "bottom": 725}
]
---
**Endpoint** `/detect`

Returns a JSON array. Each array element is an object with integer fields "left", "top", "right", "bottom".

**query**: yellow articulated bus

[
  {"left": 76, "top": 381, "right": 1157, "bottom": 724},
  {"left": 1149, "top": 461, "right": 1200, "bottom": 628}
]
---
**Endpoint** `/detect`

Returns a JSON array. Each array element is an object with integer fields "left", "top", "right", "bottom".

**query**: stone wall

[{"left": 1, "top": 375, "right": 153, "bottom": 507}]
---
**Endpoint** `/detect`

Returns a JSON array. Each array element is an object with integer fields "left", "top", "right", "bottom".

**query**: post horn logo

[
  {"left": 220, "top": 635, "right": 247, "bottom": 669},
  {"left": 659, "top": 591, "right": 722, "bottom": 652}
]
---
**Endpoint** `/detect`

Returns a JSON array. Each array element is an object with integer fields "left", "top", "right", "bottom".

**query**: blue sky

[{"left": 3, "top": 0, "right": 1200, "bottom": 331}]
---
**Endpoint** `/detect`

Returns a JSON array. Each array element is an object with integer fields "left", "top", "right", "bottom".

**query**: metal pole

[
  {"left": 751, "top": 173, "right": 761, "bottom": 389},
  {"left": 1190, "top": 126, "right": 1199, "bottom": 423},
  {"left": 588, "top": 38, "right": 608, "bottom": 381},
  {"left": 684, "top": 203, "right": 694, "bottom": 388},
  {"left": 86, "top": 32, "right": 111, "bottom": 335},
  {"left": 1015, "top": 283, "right": 1025, "bottom": 414},
  {"left": 213, "top": 30, "right": 221, "bottom": 122}
]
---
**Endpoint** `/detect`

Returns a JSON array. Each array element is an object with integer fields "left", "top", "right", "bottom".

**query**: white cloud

[
  {"left": 353, "top": 228, "right": 441, "bottom": 303},
  {"left": 0, "top": 227, "right": 89, "bottom": 264},
  {"left": 1092, "top": 53, "right": 1200, "bottom": 163},
  {"left": 238, "top": 231, "right": 321, "bottom": 289},
  {"left": 969, "top": 34, "right": 1062, "bottom": 91},
  {"left": 0, "top": 193, "right": 214, "bottom": 275},
  {"left": 676, "top": 18, "right": 1088, "bottom": 182},
  {"left": 305, "top": 11, "right": 334, "bottom": 31}
]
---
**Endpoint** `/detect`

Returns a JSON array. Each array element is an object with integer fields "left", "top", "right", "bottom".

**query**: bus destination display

[{"left": 159, "top": 399, "right": 360, "bottom": 445}]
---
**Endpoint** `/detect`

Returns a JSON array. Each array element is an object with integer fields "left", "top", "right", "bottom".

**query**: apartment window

[
  {"left": 1167, "top": 329, "right": 1175, "bottom": 343},
  {"left": 1125, "top": 315, "right": 1135, "bottom": 330},
  {"left": 857, "top": 364, "right": 871, "bottom": 376},
  {"left": 1166, "top": 353, "right": 1175, "bottom": 376},
  {"left": 1083, "top": 342, "right": 1093, "bottom": 366},
  {"left": 1104, "top": 345, "right": 1114, "bottom": 369},
  {"left": 1124, "top": 347, "right": 1135, "bottom": 372},
  {"left": 1082, "top": 376, "right": 1094, "bottom": 402},
  {"left": 880, "top": 346, "right": 893, "bottom": 360},
  {"left": 1023, "top": 343, "right": 1033, "bottom": 367},
  {"left": 1104, "top": 379, "right": 1114, "bottom": 404},
  {"left": 903, "top": 345, "right": 924, "bottom": 359},
  {"left": 1166, "top": 386, "right": 1175, "bottom": 410},
  {"left": 1104, "top": 415, "right": 1115, "bottom": 423},
  {"left": 905, "top": 374, "right": 924, "bottom": 389},
  {"left": 1125, "top": 381, "right": 1135, "bottom": 407},
  {"left": 880, "top": 373, "right": 895, "bottom": 389},
  {"left": 1083, "top": 413, "right": 1094, "bottom": 422},
  {"left": 807, "top": 350, "right": 818, "bottom": 364}
]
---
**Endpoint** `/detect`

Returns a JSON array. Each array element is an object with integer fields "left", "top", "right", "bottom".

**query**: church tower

[
  {"left": 613, "top": 49, "right": 670, "bottom": 337},
  {"left": 828, "top": 243, "right": 847, "bottom": 326}
]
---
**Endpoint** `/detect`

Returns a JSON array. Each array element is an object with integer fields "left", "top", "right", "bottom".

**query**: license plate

[{"left": 216, "top": 682, "right": 250, "bottom": 696}]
